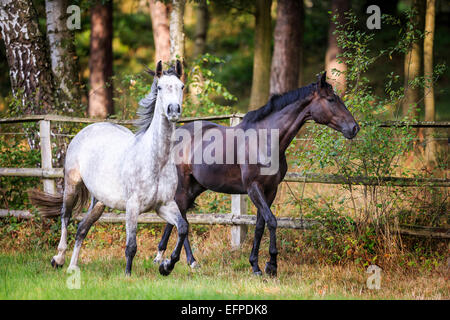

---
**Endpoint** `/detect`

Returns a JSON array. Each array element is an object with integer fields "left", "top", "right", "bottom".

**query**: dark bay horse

[{"left": 155, "top": 72, "right": 359, "bottom": 276}]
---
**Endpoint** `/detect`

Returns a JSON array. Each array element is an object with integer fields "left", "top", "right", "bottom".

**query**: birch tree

[
  {"left": 0, "top": 0, "right": 55, "bottom": 114},
  {"left": 45, "top": 0, "right": 82, "bottom": 110},
  {"left": 169, "top": 0, "right": 185, "bottom": 62}
]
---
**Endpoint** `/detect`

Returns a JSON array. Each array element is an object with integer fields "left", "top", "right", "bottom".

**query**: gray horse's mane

[
  {"left": 135, "top": 78, "right": 158, "bottom": 136},
  {"left": 134, "top": 65, "right": 181, "bottom": 136}
]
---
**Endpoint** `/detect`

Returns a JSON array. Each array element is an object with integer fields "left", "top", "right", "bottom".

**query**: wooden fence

[{"left": 0, "top": 114, "right": 449, "bottom": 244}]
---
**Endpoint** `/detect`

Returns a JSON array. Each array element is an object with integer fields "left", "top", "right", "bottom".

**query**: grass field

[{"left": 1, "top": 222, "right": 448, "bottom": 300}]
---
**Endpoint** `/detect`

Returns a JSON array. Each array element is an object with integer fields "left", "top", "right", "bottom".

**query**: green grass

[{"left": 0, "top": 249, "right": 338, "bottom": 300}]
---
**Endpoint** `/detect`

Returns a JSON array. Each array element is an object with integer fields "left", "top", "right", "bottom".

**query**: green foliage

[
  {"left": 298, "top": 196, "right": 378, "bottom": 266},
  {"left": 0, "top": 134, "right": 40, "bottom": 210},
  {"left": 183, "top": 53, "right": 237, "bottom": 117}
]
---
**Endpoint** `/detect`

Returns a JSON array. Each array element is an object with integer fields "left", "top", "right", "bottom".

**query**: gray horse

[{"left": 30, "top": 61, "right": 187, "bottom": 276}]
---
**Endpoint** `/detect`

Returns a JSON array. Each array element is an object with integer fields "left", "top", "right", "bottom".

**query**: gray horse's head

[
  {"left": 136, "top": 60, "right": 184, "bottom": 135},
  {"left": 153, "top": 60, "right": 184, "bottom": 122}
]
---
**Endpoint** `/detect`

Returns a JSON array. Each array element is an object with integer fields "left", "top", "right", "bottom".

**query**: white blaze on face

[{"left": 156, "top": 75, "right": 184, "bottom": 121}]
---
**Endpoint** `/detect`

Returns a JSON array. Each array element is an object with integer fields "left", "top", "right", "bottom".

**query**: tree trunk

[
  {"left": 270, "top": 0, "right": 303, "bottom": 95},
  {"left": 190, "top": 0, "right": 209, "bottom": 104},
  {"left": 325, "top": 0, "right": 349, "bottom": 93},
  {"left": 169, "top": 0, "right": 185, "bottom": 62},
  {"left": 193, "top": 0, "right": 208, "bottom": 57},
  {"left": 403, "top": 0, "right": 424, "bottom": 120},
  {"left": 0, "top": 0, "right": 55, "bottom": 114},
  {"left": 88, "top": 0, "right": 114, "bottom": 118},
  {"left": 149, "top": 0, "right": 170, "bottom": 64},
  {"left": 298, "top": 0, "right": 305, "bottom": 87},
  {"left": 45, "top": 0, "right": 82, "bottom": 111},
  {"left": 249, "top": 0, "right": 272, "bottom": 110},
  {"left": 423, "top": 0, "right": 436, "bottom": 168}
]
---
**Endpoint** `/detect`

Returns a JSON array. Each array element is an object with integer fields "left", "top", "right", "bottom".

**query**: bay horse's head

[
  {"left": 149, "top": 60, "right": 184, "bottom": 123},
  {"left": 309, "top": 72, "right": 359, "bottom": 139}
]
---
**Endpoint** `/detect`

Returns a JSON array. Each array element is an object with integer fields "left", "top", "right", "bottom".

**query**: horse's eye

[
  {"left": 327, "top": 97, "right": 335, "bottom": 102},
  {"left": 157, "top": 86, "right": 162, "bottom": 91},
  {"left": 181, "top": 85, "right": 185, "bottom": 90}
]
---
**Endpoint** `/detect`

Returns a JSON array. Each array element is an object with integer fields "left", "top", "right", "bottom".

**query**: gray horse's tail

[{"left": 28, "top": 184, "right": 89, "bottom": 217}]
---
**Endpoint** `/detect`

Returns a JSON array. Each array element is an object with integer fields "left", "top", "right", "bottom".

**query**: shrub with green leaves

[
  {"left": 0, "top": 134, "right": 40, "bottom": 210},
  {"left": 183, "top": 53, "right": 237, "bottom": 117}
]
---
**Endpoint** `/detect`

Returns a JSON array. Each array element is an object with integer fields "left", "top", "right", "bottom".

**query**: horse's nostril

[
  {"left": 176, "top": 104, "right": 181, "bottom": 113},
  {"left": 352, "top": 124, "right": 359, "bottom": 135}
]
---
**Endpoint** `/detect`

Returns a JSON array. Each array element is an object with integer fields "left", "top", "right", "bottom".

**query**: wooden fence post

[
  {"left": 39, "top": 120, "right": 56, "bottom": 194},
  {"left": 230, "top": 115, "right": 248, "bottom": 249}
]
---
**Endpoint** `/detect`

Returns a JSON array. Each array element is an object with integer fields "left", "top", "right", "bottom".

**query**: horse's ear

[
  {"left": 145, "top": 67, "right": 156, "bottom": 77},
  {"left": 175, "top": 59, "right": 183, "bottom": 78},
  {"left": 319, "top": 71, "right": 327, "bottom": 88},
  {"left": 156, "top": 60, "right": 163, "bottom": 78}
]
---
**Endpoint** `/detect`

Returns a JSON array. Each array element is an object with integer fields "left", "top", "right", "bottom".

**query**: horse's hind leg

[
  {"left": 125, "top": 197, "right": 140, "bottom": 276},
  {"left": 51, "top": 170, "right": 81, "bottom": 268},
  {"left": 68, "top": 197, "right": 105, "bottom": 269},
  {"left": 247, "top": 184, "right": 278, "bottom": 277}
]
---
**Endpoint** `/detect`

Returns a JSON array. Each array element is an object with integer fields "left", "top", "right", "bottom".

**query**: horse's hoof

[
  {"left": 265, "top": 262, "right": 277, "bottom": 277},
  {"left": 189, "top": 261, "right": 200, "bottom": 269},
  {"left": 253, "top": 270, "right": 263, "bottom": 276},
  {"left": 153, "top": 251, "right": 164, "bottom": 264},
  {"left": 51, "top": 258, "right": 63, "bottom": 269},
  {"left": 159, "top": 259, "right": 172, "bottom": 276}
]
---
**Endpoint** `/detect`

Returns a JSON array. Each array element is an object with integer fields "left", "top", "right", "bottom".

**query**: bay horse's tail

[{"left": 28, "top": 184, "right": 89, "bottom": 217}]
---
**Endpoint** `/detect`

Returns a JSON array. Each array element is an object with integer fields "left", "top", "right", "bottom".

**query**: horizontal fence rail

[
  {"left": 284, "top": 172, "right": 450, "bottom": 187},
  {"left": 1, "top": 209, "right": 448, "bottom": 239},
  {"left": 1, "top": 168, "right": 449, "bottom": 187},
  {"left": 1, "top": 114, "right": 449, "bottom": 127}
]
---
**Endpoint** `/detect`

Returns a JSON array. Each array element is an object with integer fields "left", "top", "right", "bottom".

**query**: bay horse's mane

[{"left": 242, "top": 82, "right": 318, "bottom": 124}]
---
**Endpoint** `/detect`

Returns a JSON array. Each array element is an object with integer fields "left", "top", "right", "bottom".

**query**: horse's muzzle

[
  {"left": 167, "top": 103, "right": 181, "bottom": 122},
  {"left": 343, "top": 123, "right": 360, "bottom": 139}
]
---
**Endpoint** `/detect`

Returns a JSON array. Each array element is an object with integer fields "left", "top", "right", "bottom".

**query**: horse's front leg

[
  {"left": 125, "top": 199, "right": 140, "bottom": 276},
  {"left": 248, "top": 182, "right": 278, "bottom": 277},
  {"left": 154, "top": 223, "right": 174, "bottom": 264},
  {"left": 156, "top": 200, "right": 188, "bottom": 276},
  {"left": 155, "top": 223, "right": 198, "bottom": 269}
]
